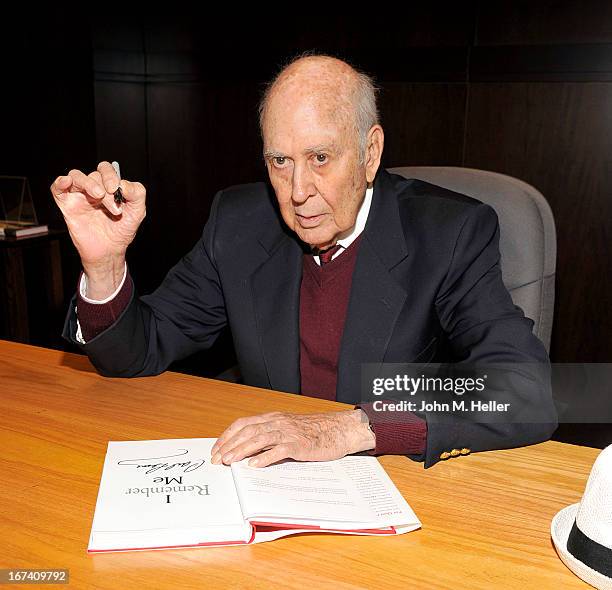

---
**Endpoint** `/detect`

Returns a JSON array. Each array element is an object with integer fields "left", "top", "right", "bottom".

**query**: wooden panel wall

[{"left": 2, "top": 6, "right": 610, "bottom": 379}]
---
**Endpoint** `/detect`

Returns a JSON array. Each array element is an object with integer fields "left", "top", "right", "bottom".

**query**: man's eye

[
  {"left": 273, "top": 157, "right": 287, "bottom": 167},
  {"left": 315, "top": 154, "right": 328, "bottom": 164}
]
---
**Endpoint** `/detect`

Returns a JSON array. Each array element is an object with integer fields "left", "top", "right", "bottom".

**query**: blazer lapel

[
  {"left": 250, "top": 231, "right": 304, "bottom": 394},
  {"left": 336, "top": 169, "right": 411, "bottom": 404}
]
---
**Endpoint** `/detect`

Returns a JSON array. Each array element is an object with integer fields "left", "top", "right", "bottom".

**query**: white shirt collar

[{"left": 313, "top": 184, "right": 373, "bottom": 265}]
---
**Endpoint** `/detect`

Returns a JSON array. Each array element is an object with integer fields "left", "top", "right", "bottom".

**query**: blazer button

[
  {"left": 450, "top": 449, "right": 460, "bottom": 457},
  {"left": 439, "top": 451, "right": 451, "bottom": 460},
  {"left": 460, "top": 448, "right": 471, "bottom": 455}
]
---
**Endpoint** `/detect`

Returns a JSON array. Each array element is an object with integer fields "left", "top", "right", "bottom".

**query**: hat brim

[{"left": 551, "top": 503, "right": 612, "bottom": 590}]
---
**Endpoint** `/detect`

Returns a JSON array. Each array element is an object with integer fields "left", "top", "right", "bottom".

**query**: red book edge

[
  {"left": 251, "top": 521, "right": 397, "bottom": 535},
  {"left": 86, "top": 522, "right": 398, "bottom": 553}
]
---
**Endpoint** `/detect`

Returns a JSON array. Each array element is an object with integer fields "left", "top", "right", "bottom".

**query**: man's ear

[{"left": 365, "top": 125, "right": 384, "bottom": 184}]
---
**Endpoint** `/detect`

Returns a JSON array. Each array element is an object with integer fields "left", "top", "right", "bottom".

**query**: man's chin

[{"left": 294, "top": 227, "right": 336, "bottom": 250}]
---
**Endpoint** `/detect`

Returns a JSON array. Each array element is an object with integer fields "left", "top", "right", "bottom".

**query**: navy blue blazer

[{"left": 62, "top": 167, "right": 558, "bottom": 467}]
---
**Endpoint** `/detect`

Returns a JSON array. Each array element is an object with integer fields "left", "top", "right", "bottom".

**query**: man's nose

[{"left": 291, "top": 162, "right": 316, "bottom": 204}]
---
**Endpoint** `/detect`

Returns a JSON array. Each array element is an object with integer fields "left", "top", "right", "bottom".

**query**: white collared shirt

[{"left": 313, "top": 184, "right": 373, "bottom": 265}]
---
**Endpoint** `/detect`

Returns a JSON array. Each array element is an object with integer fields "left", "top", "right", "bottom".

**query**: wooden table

[{"left": 0, "top": 340, "right": 598, "bottom": 589}]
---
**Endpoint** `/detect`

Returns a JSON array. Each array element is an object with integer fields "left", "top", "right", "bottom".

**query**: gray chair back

[{"left": 388, "top": 166, "right": 556, "bottom": 352}]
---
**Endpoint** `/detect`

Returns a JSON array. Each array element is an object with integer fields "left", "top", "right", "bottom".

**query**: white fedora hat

[{"left": 551, "top": 443, "right": 612, "bottom": 589}]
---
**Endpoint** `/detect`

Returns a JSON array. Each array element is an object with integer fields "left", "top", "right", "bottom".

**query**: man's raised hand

[{"left": 51, "top": 161, "right": 146, "bottom": 299}]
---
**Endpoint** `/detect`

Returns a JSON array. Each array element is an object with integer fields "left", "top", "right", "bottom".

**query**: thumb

[{"left": 117, "top": 179, "right": 146, "bottom": 204}]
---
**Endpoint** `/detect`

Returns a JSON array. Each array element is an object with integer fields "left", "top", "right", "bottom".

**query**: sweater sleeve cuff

[
  {"left": 76, "top": 268, "right": 134, "bottom": 342},
  {"left": 356, "top": 401, "right": 427, "bottom": 456}
]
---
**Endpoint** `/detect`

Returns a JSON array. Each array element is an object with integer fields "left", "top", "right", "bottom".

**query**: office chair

[{"left": 389, "top": 166, "right": 557, "bottom": 353}]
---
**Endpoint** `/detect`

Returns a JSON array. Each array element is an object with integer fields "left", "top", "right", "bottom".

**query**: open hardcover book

[{"left": 88, "top": 438, "right": 421, "bottom": 552}]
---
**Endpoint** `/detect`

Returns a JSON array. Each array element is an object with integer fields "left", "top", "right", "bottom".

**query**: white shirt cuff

[{"left": 79, "top": 261, "right": 128, "bottom": 303}]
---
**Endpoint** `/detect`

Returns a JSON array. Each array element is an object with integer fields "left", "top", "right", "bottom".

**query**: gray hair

[{"left": 257, "top": 51, "right": 381, "bottom": 165}]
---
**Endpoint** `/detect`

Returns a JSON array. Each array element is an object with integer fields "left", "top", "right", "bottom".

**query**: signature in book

[{"left": 117, "top": 449, "right": 206, "bottom": 474}]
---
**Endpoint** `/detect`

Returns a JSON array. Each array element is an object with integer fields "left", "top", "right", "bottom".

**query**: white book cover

[{"left": 88, "top": 438, "right": 421, "bottom": 553}]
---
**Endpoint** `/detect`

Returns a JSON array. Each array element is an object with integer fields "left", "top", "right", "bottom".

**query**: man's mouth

[{"left": 296, "top": 213, "right": 325, "bottom": 228}]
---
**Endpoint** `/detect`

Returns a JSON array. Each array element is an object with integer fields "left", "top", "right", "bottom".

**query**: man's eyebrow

[
  {"left": 303, "top": 143, "right": 339, "bottom": 154},
  {"left": 263, "top": 143, "right": 340, "bottom": 159},
  {"left": 263, "top": 149, "right": 284, "bottom": 159}
]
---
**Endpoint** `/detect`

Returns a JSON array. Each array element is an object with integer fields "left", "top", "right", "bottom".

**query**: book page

[
  {"left": 89, "top": 438, "right": 251, "bottom": 551},
  {"left": 232, "top": 455, "right": 420, "bottom": 531}
]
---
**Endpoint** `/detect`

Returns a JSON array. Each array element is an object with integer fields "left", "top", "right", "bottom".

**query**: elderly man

[{"left": 52, "top": 54, "right": 557, "bottom": 469}]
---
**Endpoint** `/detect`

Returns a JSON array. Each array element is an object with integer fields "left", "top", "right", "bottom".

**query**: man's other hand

[{"left": 210, "top": 410, "right": 376, "bottom": 467}]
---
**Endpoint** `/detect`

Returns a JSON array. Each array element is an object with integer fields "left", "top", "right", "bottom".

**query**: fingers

[
  {"left": 97, "top": 160, "right": 146, "bottom": 205},
  {"left": 248, "top": 446, "right": 291, "bottom": 468},
  {"left": 215, "top": 427, "right": 283, "bottom": 465},
  {"left": 97, "top": 161, "right": 138, "bottom": 214},
  {"left": 68, "top": 168, "right": 107, "bottom": 199},
  {"left": 211, "top": 412, "right": 283, "bottom": 460},
  {"left": 57, "top": 167, "right": 123, "bottom": 216},
  {"left": 87, "top": 171, "right": 121, "bottom": 215},
  {"left": 50, "top": 174, "right": 75, "bottom": 201},
  {"left": 97, "top": 161, "right": 120, "bottom": 193},
  {"left": 118, "top": 178, "right": 146, "bottom": 204},
  {"left": 50, "top": 163, "right": 146, "bottom": 217}
]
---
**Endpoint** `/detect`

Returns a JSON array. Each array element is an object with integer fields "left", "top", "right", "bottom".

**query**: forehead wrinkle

[
  {"left": 264, "top": 142, "right": 341, "bottom": 159},
  {"left": 264, "top": 90, "right": 355, "bottom": 153},
  {"left": 303, "top": 142, "right": 340, "bottom": 154},
  {"left": 268, "top": 86, "right": 353, "bottom": 124}
]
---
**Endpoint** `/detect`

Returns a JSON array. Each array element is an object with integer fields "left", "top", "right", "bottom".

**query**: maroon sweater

[
  {"left": 299, "top": 236, "right": 426, "bottom": 456},
  {"left": 76, "top": 246, "right": 426, "bottom": 456}
]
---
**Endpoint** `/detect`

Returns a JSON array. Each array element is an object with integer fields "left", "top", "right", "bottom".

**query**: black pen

[{"left": 111, "top": 161, "right": 127, "bottom": 205}]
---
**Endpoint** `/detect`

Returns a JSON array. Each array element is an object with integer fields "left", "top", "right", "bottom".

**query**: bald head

[{"left": 259, "top": 54, "right": 380, "bottom": 163}]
